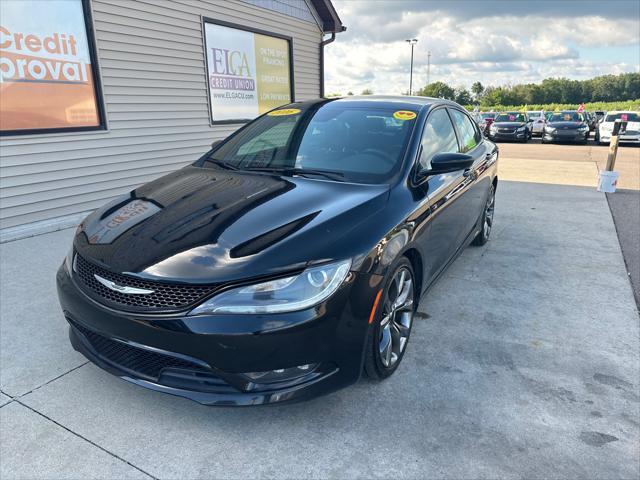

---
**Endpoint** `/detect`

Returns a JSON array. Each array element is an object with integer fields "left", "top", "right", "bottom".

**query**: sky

[{"left": 323, "top": 0, "right": 640, "bottom": 95}]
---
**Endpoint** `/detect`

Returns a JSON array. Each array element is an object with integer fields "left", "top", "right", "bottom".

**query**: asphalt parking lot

[{"left": 1, "top": 142, "right": 639, "bottom": 479}]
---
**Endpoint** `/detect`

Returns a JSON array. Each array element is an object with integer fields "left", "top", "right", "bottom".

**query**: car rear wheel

[
  {"left": 472, "top": 183, "right": 495, "bottom": 246},
  {"left": 364, "top": 258, "right": 416, "bottom": 380}
]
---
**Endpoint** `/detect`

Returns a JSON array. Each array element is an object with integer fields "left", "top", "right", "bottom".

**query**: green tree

[
  {"left": 454, "top": 87, "right": 472, "bottom": 105},
  {"left": 471, "top": 81, "right": 484, "bottom": 100},
  {"left": 347, "top": 91, "right": 354, "bottom": 96},
  {"left": 361, "top": 88, "right": 374, "bottom": 95},
  {"left": 416, "top": 81, "right": 455, "bottom": 100}
]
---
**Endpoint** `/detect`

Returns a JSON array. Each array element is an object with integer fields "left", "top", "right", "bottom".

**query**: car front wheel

[
  {"left": 364, "top": 258, "right": 416, "bottom": 380},
  {"left": 472, "top": 183, "right": 495, "bottom": 246}
]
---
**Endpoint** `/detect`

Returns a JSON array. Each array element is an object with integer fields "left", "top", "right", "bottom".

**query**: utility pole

[
  {"left": 427, "top": 50, "right": 431, "bottom": 85},
  {"left": 405, "top": 38, "right": 418, "bottom": 95}
]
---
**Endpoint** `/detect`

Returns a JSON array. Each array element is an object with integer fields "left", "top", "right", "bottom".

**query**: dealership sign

[
  {"left": 204, "top": 22, "right": 292, "bottom": 122},
  {"left": 0, "top": 0, "right": 101, "bottom": 132}
]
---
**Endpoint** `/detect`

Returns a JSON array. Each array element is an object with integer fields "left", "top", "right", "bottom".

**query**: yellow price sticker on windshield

[
  {"left": 393, "top": 110, "right": 417, "bottom": 121},
  {"left": 267, "top": 108, "right": 301, "bottom": 116}
]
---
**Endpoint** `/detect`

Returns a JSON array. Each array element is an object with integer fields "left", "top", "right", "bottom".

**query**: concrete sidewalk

[{"left": 1, "top": 181, "right": 639, "bottom": 479}]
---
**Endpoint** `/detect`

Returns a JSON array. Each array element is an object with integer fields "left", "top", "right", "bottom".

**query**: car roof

[
  {"left": 606, "top": 110, "right": 637, "bottom": 114},
  {"left": 292, "top": 95, "right": 460, "bottom": 112}
]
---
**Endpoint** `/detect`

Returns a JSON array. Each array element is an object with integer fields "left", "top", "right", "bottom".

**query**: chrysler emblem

[{"left": 93, "top": 274, "right": 154, "bottom": 295}]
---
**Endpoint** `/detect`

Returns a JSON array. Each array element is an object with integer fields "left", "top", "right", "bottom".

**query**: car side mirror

[
  {"left": 428, "top": 152, "right": 475, "bottom": 174},
  {"left": 211, "top": 139, "right": 223, "bottom": 150}
]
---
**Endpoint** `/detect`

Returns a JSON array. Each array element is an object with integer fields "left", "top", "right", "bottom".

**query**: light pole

[{"left": 405, "top": 38, "right": 418, "bottom": 95}]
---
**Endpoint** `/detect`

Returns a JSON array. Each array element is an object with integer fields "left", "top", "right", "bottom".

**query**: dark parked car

[
  {"left": 541, "top": 111, "right": 590, "bottom": 144},
  {"left": 487, "top": 112, "right": 532, "bottom": 142},
  {"left": 57, "top": 96, "right": 498, "bottom": 405}
]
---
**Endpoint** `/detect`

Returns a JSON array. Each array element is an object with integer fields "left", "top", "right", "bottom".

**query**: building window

[
  {"left": 0, "top": 0, "right": 105, "bottom": 135},
  {"left": 203, "top": 19, "right": 294, "bottom": 124}
]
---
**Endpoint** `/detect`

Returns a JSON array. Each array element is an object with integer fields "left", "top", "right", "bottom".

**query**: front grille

[
  {"left": 499, "top": 128, "right": 515, "bottom": 133},
  {"left": 69, "top": 318, "right": 208, "bottom": 381},
  {"left": 73, "top": 253, "right": 217, "bottom": 312}
]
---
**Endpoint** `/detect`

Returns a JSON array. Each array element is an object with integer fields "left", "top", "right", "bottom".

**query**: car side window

[
  {"left": 419, "top": 109, "right": 459, "bottom": 170},
  {"left": 450, "top": 109, "right": 479, "bottom": 153}
]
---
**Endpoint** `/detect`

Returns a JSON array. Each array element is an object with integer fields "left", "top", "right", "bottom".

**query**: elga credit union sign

[
  {"left": 204, "top": 22, "right": 292, "bottom": 122},
  {"left": 0, "top": 0, "right": 101, "bottom": 133}
]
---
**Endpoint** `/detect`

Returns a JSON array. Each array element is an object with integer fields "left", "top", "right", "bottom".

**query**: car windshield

[
  {"left": 549, "top": 112, "right": 585, "bottom": 122},
  {"left": 495, "top": 113, "right": 526, "bottom": 122},
  {"left": 202, "top": 102, "right": 417, "bottom": 184},
  {"left": 481, "top": 113, "right": 496, "bottom": 119},
  {"left": 604, "top": 112, "right": 639, "bottom": 122}
]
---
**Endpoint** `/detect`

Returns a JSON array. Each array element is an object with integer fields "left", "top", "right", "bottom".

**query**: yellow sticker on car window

[
  {"left": 393, "top": 110, "right": 417, "bottom": 121},
  {"left": 267, "top": 108, "right": 301, "bottom": 116}
]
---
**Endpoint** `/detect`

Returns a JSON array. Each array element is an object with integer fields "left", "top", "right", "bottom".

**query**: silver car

[{"left": 527, "top": 111, "right": 545, "bottom": 136}]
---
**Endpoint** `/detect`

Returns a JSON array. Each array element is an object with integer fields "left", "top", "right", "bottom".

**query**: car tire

[
  {"left": 364, "top": 257, "right": 416, "bottom": 380},
  {"left": 472, "top": 183, "right": 495, "bottom": 246}
]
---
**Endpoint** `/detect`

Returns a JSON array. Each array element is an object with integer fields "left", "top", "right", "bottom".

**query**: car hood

[
  {"left": 547, "top": 121, "right": 584, "bottom": 129},
  {"left": 492, "top": 122, "right": 526, "bottom": 128},
  {"left": 75, "top": 166, "right": 389, "bottom": 283}
]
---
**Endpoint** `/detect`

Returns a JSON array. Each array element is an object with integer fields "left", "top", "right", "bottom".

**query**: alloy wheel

[
  {"left": 378, "top": 267, "right": 414, "bottom": 368},
  {"left": 483, "top": 186, "right": 495, "bottom": 238}
]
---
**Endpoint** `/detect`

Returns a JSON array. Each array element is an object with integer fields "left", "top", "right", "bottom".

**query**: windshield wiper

[
  {"left": 241, "top": 167, "right": 345, "bottom": 181},
  {"left": 282, "top": 168, "right": 345, "bottom": 181},
  {"left": 210, "top": 159, "right": 240, "bottom": 170}
]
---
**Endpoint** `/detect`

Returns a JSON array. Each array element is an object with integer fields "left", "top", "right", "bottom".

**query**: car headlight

[
  {"left": 516, "top": 125, "right": 526, "bottom": 132},
  {"left": 188, "top": 259, "right": 352, "bottom": 315},
  {"left": 578, "top": 125, "right": 589, "bottom": 132},
  {"left": 489, "top": 124, "right": 497, "bottom": 132},
  {"left": 601, "top": 124, "right": 613, "bottom": 132},
  {"left": 545, "top": 127, "right": 556, "bottom": 133}
]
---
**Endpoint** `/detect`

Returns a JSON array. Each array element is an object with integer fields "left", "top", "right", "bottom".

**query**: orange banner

[{"left": 0, "top": 0, "right": 100, "bottom": 132}]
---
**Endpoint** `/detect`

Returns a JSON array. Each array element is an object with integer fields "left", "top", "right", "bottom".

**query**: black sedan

[
  {"left": 56, "top": 96, "right": 498, "bottom": 405},
  {"left": 487, "top": 112, "right": 532, "bottom": 142},
  {"left": 541, "top": 111, "right": 590, "bottom": 144}
]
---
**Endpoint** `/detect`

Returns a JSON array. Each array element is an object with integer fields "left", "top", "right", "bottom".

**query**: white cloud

[{"left": 324, "top": 1, "right": 640, "bottom": 95}]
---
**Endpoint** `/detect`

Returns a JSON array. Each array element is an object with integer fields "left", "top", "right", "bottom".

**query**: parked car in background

[
  {"left": 527, "top": 110, "right": 545, "bottom": 136},
  {"left": 472, "top": 112, "right": 497, "bottom": 134},
  {"left": 597, "top": 111, "right": 640, "bottom": 145},
  {"left": 480, "top": 112, "right": 497, "bottom": 128},
  {"left": 487, "top": 112, "right": 531, "bottom": 142},
  {"left": 541, "top": 111, "right": 590, "bottom": 144},
  {"left": 594, "top": 110, "right": 606, "bottom": 124},
  {"left": 56, "top": 96, "right": 499, "bottom": 405}
]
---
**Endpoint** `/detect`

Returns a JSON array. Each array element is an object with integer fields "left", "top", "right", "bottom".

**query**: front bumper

[
  {"left": 488, "top": 130, "right": 527, "bottom": 141},
  {"left": 57, "top": 263, "right": 377, "bottom": 405},
  {"left": 599, "top": 133, "right": 640, "bottom": 144},
  {"left": 542, "top": 130, "right": 589, "bottom": 143}
]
